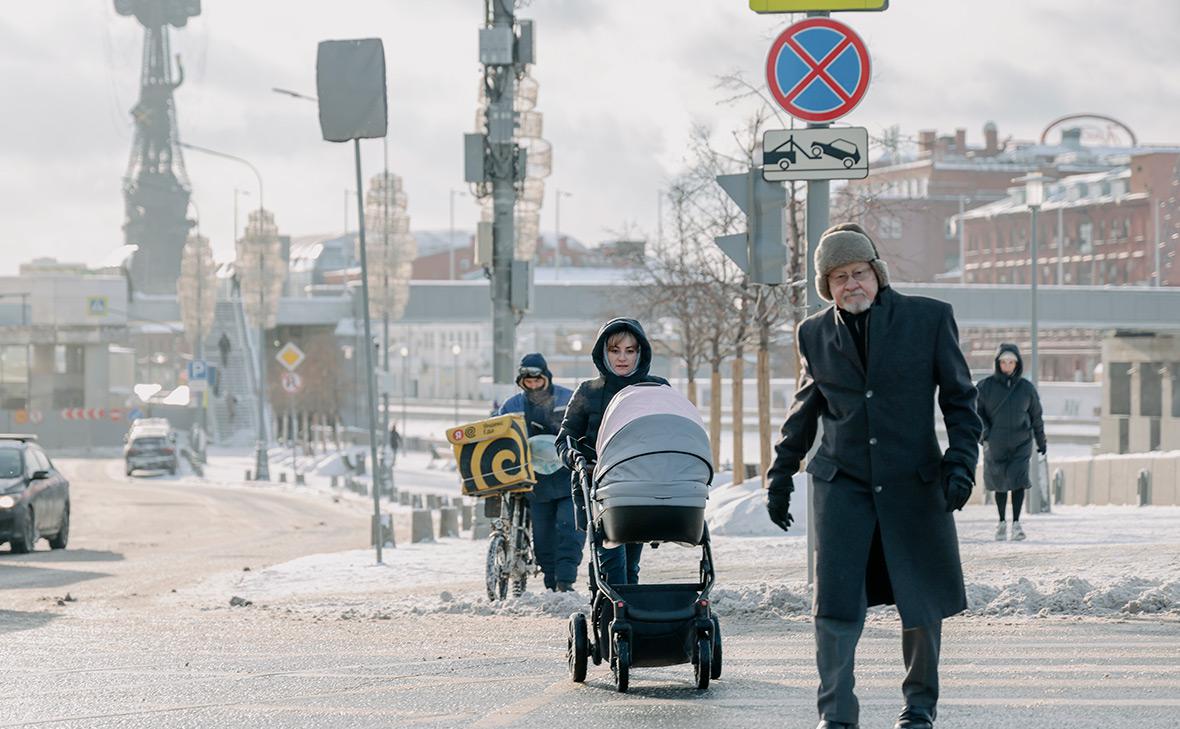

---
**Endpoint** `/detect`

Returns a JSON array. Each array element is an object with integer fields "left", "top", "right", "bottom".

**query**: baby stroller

[{"left": 566, "top": 383, "right": 721, "bottom": 692}]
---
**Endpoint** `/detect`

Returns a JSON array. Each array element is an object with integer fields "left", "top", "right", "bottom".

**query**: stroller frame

[{"left": 566, "top": 464, "right": 722, "bottom": 692}]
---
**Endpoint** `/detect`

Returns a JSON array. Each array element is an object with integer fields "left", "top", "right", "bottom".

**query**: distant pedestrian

[
  {"left": 227, "top": 393, "right": 238, "bottom": 424},
  {"left": 976, "top": 343, "right": 1047, "bottom": 542},
  {"left": 218, "top": 332, "right": 232, "bottom": 367},
  {"left": 388, "top": 423, "right": 402, "bottom": 465}
]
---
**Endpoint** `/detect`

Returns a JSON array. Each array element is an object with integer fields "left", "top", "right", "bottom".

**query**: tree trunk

[
  {"left": 709, "top": 364, "right": 722, "bottom": 469},
  {"left": 732, "top": 348, "right": 744, "bottom": 486},
  {"left": 757, "top": 318, "right": 772, "bottom": 490},
  {"left": 686, "top": 374, "right": 698, "bottom": 406}
]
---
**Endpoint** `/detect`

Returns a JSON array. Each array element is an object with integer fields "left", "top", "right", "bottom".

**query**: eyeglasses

[
  {"left": 518, "top": 367, "right": 545, "bottom": 379},
  {"left": 828, "top": 266, "right": 875, "bottom": 288}
]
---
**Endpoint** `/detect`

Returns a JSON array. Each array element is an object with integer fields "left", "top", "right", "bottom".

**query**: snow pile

[
  {"left": 967, "top": 576, "right": 1180, "bottom": 617},
  {"left": 706, "top": 473, "right": 808, "bottom": 536},
  {"left": 709, "top": 582, "right": 811, "bottom": 618}
]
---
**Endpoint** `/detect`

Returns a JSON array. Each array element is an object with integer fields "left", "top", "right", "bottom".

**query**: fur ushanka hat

[{"left": 814, "top": 222, "right": 891, "bottom": 302}]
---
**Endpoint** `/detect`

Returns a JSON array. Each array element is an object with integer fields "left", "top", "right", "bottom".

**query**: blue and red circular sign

[{"left": 765, "top": 17, "right": 871, "bottom": 123}]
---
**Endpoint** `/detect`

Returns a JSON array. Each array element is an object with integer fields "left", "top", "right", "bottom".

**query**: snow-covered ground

[{"left": 179, "top": 445, "right": 1180, "bottom": 625}]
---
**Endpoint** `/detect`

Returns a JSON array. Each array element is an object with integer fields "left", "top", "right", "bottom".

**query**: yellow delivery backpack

[{"left": 446, "top": 413, "right": 535, "bottom": 497}]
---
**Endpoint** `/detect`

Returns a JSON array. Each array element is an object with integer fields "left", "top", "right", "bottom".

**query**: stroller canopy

[{"left": 595, "top": 382, "right": 713, "bottom": 492}]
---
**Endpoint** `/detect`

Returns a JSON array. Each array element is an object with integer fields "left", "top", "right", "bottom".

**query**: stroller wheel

[
  {"left": 710, "top": 616, "right": 723, "bottom": 680},
  {"left": 568, "top": 613, "right": 588, "bottom": 683},
  {"left": 612, "top": 638, "right": 631, "bottom": 693},
  {"left": 694, "top": 637, "right": 712, "bottom": 690}
]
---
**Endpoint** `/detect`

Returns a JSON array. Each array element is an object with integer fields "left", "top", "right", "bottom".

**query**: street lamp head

[
  {"left": 570, "top": 338, "right": 583, "bottom": 353},
  {"left": 399, "top": 346, "right": 409, "bottom": 357},
  {"left": 451, "top": 344, "right": 462, "bottom": 356},
  {"left": 1013, "top": 172, "right": 1049, "bottom": 209}
]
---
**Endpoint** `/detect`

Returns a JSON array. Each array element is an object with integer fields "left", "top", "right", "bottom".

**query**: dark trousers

[
  {"left": 596, "top": 542, "right": 643, "bottom": 586},
  {"left": 530, "top": 497, "right": 584, "bottom": 588},
  {"left": 815, "top": 589, "right": 942, "bottom": 724}
]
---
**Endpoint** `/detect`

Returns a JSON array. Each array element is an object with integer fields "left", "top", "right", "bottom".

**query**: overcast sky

[{"left": 0, "top": 0, "right": 1176, "bottom": 273}]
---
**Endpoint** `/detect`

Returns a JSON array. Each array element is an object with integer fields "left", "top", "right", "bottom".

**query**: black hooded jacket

[
  {"left": 975, "top": 343, "right": 1047, "bottom": 458},
  {"left": 555, "top": 318, "right": 668, "bottom": 468}
]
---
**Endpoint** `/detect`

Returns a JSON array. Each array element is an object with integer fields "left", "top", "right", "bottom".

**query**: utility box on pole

[{"left": 715, "top": 169, "right": 788, "bottom": 285}]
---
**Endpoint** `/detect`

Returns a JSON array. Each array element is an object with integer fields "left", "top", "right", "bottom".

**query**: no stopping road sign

[{"left": 765, "top": 17, "right": 871, "bottom": 123}]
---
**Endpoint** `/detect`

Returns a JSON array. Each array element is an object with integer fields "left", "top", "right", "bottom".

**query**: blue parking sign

[{"left": 187, "top": 360, "right": 208, "bottom": 381}]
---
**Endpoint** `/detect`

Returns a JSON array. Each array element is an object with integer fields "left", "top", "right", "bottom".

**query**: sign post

[{"left": 762, "top": 13, "right": 873, "bottom": 587}]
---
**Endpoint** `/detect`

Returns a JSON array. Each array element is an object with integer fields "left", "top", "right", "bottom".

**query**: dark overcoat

[
  {"left": 768, "top": 286, "right": 982, "bottom": 628},
  {"left": 976, "top": 343, "right": 1046, "bottom": 493}
]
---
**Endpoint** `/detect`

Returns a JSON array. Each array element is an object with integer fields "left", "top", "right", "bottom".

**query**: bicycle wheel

[{"left": 485, "top": 533, "right": 510, "bottom": 601}]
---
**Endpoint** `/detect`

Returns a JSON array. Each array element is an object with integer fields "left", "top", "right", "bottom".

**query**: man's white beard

[{"left": 840, "top": 294, "right": 871, "bottom": 314}]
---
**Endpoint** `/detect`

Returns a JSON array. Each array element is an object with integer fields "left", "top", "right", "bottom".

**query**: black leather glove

[
  {"left": 1037, "top": 444, "right": 1047, "bottom": 456},
  {"left": 942, "top": 463, "right": 973, "bottom": 512},
  {"left": 766, "top": 484, "right": 794, "bottom": 532}
]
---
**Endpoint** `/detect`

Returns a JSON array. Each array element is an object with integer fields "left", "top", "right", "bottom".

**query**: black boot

[
  {"left": 556, "top": 582, "right": 575, "bottom": 592},
  {"left": 894, "top": 706, "right": 934, "bottom": 729},
  {"left": 816, "top": 722, "right": 858, "bottom": 729}
]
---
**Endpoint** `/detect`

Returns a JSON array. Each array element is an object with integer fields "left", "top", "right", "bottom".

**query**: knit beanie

[{"left": 814, "top": 222, "right": 891, "bottom": 302}]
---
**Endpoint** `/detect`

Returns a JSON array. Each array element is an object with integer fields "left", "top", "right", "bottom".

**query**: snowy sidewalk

[{"left": 185, "top": 500, "right": 1180, "bottom": 623}]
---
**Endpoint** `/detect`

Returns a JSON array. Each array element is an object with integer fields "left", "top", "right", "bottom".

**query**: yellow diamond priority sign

[{"left": 276, "top": 341, "right": 306, "bottom": 372}]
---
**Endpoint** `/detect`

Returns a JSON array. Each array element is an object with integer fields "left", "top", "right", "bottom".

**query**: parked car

[
  {"left": 0, "top": 434, "right": 70, "bottom": 553},
  {"left": 124, "top": 423, "right": 179, "bottom": 476}
]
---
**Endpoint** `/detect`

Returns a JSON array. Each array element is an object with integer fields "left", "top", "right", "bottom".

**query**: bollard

[
  {"left": 438, "top": 506, "right": 460, "bottom": 538},
  {"left": 410, "top": 508, "right": 435, "bottom": 543},
  {"left": 278, "top": 473, "right": 287, "bottom": 483},
  {"left": 460, "top": 503, "right": 473, "bottom": 531},
  {"left": 1052, "top": 469, "right": 1065, "bottom": 505},
  {"left": 295, "top": 473, "right": 305, "bottom": 485},
  {"left": 330, "top": 475, "right": 338, "bottom": 489},
  {"left": 245, "top": 469, "right": 252, "bottom": 481},
  {"left": 1137, "top": 468, "right": 1151, "bottom": 506}
]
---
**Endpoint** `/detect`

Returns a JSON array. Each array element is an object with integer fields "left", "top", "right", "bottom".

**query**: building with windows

[{"left": 1100, "top": 332, "right": 1180, "bottom": 453}]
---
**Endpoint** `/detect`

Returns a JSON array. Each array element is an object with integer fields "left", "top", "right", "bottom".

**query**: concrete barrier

[
  {"left": 471, "top": 508, "right": 493, "bottom": 540},
  {"left": 461, "top": 503, "right": 473, "bottom": 531},
  {"left": 438, "top": 506, "right": 460, "bottom": 538},
  {"left": 1050, "top": 451, "right": 1180, "bottom": 505},
  {"left": 410, "top": 508, "right": 434, "bottom": 543}
]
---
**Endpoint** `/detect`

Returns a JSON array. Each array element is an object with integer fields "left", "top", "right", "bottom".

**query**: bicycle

[{"left": 485, "top": 490, "right": 537, "bottom": 601}]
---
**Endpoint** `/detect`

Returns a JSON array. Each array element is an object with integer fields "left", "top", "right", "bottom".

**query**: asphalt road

[{"left": 1, "top": 458, "right": 1177, "bottom": 728}]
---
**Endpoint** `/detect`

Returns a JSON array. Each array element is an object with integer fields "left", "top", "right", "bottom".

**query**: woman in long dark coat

[{"left": 976, "top": 343, "right": 1047, "bottom": 541}]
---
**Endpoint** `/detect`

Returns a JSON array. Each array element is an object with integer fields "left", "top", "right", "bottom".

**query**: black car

[{"left": 0, "top": 435, "right": 70, "bottom": 553}]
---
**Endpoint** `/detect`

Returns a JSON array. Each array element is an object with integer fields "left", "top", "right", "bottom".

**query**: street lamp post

[
  {"left": 1015, "top": 172, "right": 1048, "bottom": 388},
  {"left": 179, "top": 141, "right": 269, "bottom": 481},
  {"left": 449, "top": 189, "right": 466, "bottom": 280},
  {"left": 400, "top": 346, "right": 409, "bottom": 432},
  {"left": 451, "top": 343, "right": 462, "bottom": 423},
  {"left": 555, "top": 189, "right": 573, "bottom": 280}
]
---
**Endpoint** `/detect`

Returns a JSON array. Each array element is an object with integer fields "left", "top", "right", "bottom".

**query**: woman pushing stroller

[{"left": 556, "top": 317, "right": 668, "bottom": 586}]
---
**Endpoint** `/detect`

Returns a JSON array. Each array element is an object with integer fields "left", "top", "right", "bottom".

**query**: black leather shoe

[
  {"left": 816, "top": 722, "right": 858, "bottom": 729},
  {"left": 556, "top": 582, "right": 575, "bottom": 592},
  {"left": 893, "top": 706, "right": 934, "bottom": 729}
]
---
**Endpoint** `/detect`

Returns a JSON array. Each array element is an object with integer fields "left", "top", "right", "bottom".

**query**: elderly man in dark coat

[
  {"left": 766, "top": 222, "right": 982, "bottom": 729},
  {"left": 976, "top": 343, "right": 1047, "bottom": 542}
]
